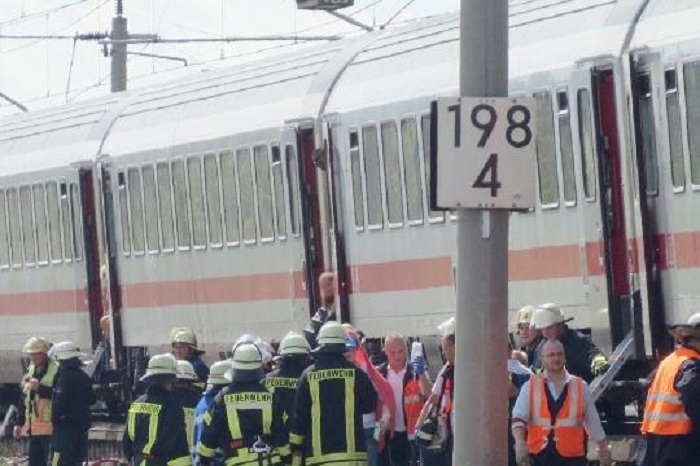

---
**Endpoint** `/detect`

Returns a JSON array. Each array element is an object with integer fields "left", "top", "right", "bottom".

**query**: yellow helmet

[
  {"left": 279, "top": 332, "right": 310, "bottom": 356},
  {"left": 170, "top": 327, "right": 205, "bottom": 355},
  {"left": 22, "top": 337, "right": 52, "bottom": 354},
  {"left": 514, "top": 305, "right": 536, "bottom": 328}
]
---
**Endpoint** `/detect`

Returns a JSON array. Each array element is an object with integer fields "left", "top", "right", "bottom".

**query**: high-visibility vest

[
  {"left": 403, "top": 378, "right": 423, "bottom": 436},
  {"left": 527, "top": 374, "right": 585, "bottom": 458},
  {"left": 23, "top": 360, "right": 58, "bottom": 436},
  {"left": 641, "top": 346, "right": 699, "bottom": 435}
]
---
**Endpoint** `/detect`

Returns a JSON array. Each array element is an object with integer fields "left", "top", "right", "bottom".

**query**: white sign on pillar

[{"left": 431, "top": 97, "right": 537, "bottom": 210}]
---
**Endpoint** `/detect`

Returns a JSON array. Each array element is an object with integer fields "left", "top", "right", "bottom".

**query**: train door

[{"left": 590, "top": 69, "right": 632, "bottom": 349}]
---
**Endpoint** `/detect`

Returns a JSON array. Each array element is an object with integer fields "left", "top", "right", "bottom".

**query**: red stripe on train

[{"left": 0, "top": 289, "right": 88, "bottom": 316}]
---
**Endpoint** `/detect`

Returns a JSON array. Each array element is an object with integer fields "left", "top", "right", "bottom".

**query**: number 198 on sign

[{"left": 430, "top": 97, "right": 537, "bottom": 210}]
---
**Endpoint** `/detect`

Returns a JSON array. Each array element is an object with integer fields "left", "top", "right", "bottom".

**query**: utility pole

[
  {"left": 453, "top": 0, "right": 509, "bottom": 465},
  {"left": 111, "top": 0, "right": 127, "bottom": 93}
]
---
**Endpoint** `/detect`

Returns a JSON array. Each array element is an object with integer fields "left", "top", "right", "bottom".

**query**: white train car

[{"left": 0, "top": 0, "right": 697, "bottom": 442}]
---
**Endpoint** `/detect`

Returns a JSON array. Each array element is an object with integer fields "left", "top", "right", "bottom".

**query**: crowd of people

[{"left": 10, "top": 271, "right": 700, "bottom": 466}]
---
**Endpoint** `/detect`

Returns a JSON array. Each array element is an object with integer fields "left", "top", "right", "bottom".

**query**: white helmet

[
  {"left": 514, "top": 305, "right": 536, "bottom": 328},
  {"left": 437, "top": 317, "right": 455, "bottom": 337},
  {"left": 234, "top": 334, "right": 273, "bottom": 363},
  {"left": 170, "top": 327, "right": 205, "bottom": 355},
  {"left": 22, "top": 337, "right": 52, "bottom": 354},
  {"left": 669, "top": 312, "right": 700, "bottom": 340},
  {"left": 176, "top": 360, "right": 197, "bottom": 381},
  {"left": 316, "top": 321, "right": 347, "bottom": 348},
  {"left": 140, "top": 354, "right": 178, "bottom": 383},
  {"left": 231, "top": 343, "right": 263, "bottom": 371},
  {"left": 530, "top": 303, "right": 571, "bottom": 330},
  {"left": 207, "top": 360, "right": 232, "bottom": 385},
  {"left": 49, "top": 341, "right": 86, "bottom": 361},
  {"left": 279, "top": 332, "right": 310, "bottom": 356}
]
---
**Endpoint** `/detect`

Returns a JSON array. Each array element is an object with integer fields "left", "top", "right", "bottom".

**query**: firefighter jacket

[
  {"left": 265, "top": 360, "right": 306, "bottom": 463},
  {"left": 527, "top": 373, "right": 585, "bottom": 458},
  {"left": 175, "top": 387, "right": 201, "bottom": 452},
  {"left": 18, "top": 359, "right": 58, "bottom": 436},
  {"left": 197, "top": 380, "right": 284, "bottom": 466},
  {"left": 642, "top": 345, "right": 700, "bottom": 436},
  {"left": 377, "top": 363, "right": 424, "bottom": 436},
  {"left": 123, "top": 385, "right": 192, "bottom": 466},
  {"left": 533, "top": 328, "right": 607, "bottom": 382},
  {"left": 303, "top": 308, "right": 335, "bottom": 350},
  {"left": 194, "top": 386, "right": 226, "bottom": 466},
  {"left": 52, "top": 358, "right": 95, "bottom": 430},
  {"left": 289, "top": 352, "right": 377, "bottom": 466}
]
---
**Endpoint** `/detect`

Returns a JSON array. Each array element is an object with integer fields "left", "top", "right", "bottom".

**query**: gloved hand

[
  {"left": 591, "top": 356, "right": 610, "bottom": 376},
  {"left": 412, "top": 355, "right": 426, "bottom": 377},
  {"left": 515, "top": 441, "right": 530, "bottom": 466},
  {"left": 598, "top": 443, "right": 612, "bottom": 466}
]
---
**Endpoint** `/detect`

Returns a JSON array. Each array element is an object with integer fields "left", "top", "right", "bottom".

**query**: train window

[
  {"left": 683, "top": 61, "right": 700, "bottom": 185},
  {"left": 636, "top": 73, "right": 658, "bottom": 196},
  {"left": 46, "top": 182, "right": 62, "bottom": 262},
  {"left": 421, "top": 114, "right": 445, "bottom": 222},
  {"left": 117, "top": 172, "right": 131, "bottom": 255},
  {"left": 401, "top": 118, "right": 424, "bottom": 224},
  {"left": 142, "top": 165, "right": 160, "bottom": 253},
  {"left": 220, "top": 151, "right": 241, "bottom": 245},
  {"left": 665, "top": 68, "right": 685, "bottom": 189},
  {"left": 19, "top": 186, "right": 36, "bottom": 266},
  {"left": 254, "top": 145, "right": 275, "bottom": 241},
  {"left": 7, "top": 188, "right": 22, "bottom": 267},
  {"left": 60, "top": 183, "right": 74, "bottom": 262},
  {"left": 32, "top": 184, "right": 49, "bottom": 265},
  {"left": 204, "top": 154, "right": 224, "bottom": 247},
  {"left": 187, "top": 157, "right": 207, "bottom": 249},
  {"left": 237, "top": 148, "right": 257, "bottom": 243},
  {"left": 349, "top": 131, "right": 365, "bottom": 229},
  {"left": 534, "top": 91, "right": 560, "bottom": 207},
  {"left": 156, "top": 163, "right": 176, "bottom": 252},
  {"left": 557, "top": 90, "right": 577, "bottom": 205},
  {"left": 128, "top": 168, "right": 146, "bottom": 254},
  {"left": 69, "top": 183, "right": 83, "bottom": 261},
  {"left": 0, "top": 190, "right": 9, "bottom": 267},
  {"left": 381, "top": 121, "right": 404, "bottom": 226},
  {"left": 285, "top": 145, "right": 301, "bottom": 236},
  {"left": 577, "top": 90, "right": 597, "bottom": 200},
  {"left": 362, "top": 125, "right": 383, "bottom": 227},
  {"left": 271, "top": 145, "right": 287, "bottom": 239},
  {"left": 171, "top": 159, "right": 191, "bottom": 250}
]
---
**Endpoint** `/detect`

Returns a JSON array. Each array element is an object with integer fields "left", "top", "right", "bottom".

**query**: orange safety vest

[
  {"left": 527, "top": 374, "right": 585, "bottom": 458},
  {"left": 641, "top": 346, "right": 699, "bottom": 435},
  {"left": 23, "top": 360, "right": 58, "bottom": 436},
  {"left": 403, "top": 378, "right": 423, "bottom": 435}
]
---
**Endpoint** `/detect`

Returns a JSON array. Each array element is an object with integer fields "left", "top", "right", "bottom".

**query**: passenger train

[{"left": 0, "top": 0, "right": 698, "bottom": 443}]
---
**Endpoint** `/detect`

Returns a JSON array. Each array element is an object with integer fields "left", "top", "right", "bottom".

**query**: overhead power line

[{"left": 0, "top": 0, "right": 93, "bottom": 28}]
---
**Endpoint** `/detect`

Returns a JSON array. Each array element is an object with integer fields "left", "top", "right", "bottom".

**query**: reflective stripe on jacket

[
  {"left": 24, "top": 360, "right": 58, "bottom": 436},
  {"left": 642, "top": 346, "right": 699, "bottom": 435},
  {"left": 527, "top": 374, "right": 585, "bottom": 458}
]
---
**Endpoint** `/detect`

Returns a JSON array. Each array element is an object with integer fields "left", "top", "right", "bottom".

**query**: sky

[{"left": 0, "top": 0, "right": 459, "bottom": 116}]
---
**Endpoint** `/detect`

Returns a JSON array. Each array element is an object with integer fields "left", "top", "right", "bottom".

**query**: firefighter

[
  {"left": 530, "top": 304, "right": 608, "bottom": 382},
  {"left": 641, "top": 312, "right": 700, "bottom": 466},
  {"left": 290, "top": 321, "right": 377, "bottom": 466},
  {"left": 48, "top": 342, "right": 95, "bottom": 466},
  {"left": 193, "top": 360, "right": 232, "bottom": 465},
  {"left": 265, "top": 332, "right": 311, "bottom": 464},
  {"left": 198, "top": 342, "right": 283, "bottom": 466},
  {"left": 13, "top": 336, "right": 56, "bottom": 466},
  {"left": 123, "top": 354, "right": 192, "bottom": 466},
  {"left": 175, "top": 360, "right": 201, "bottom": 453},
  {"left": 171, "top": 327, "right": 210, "bottom": 390}
]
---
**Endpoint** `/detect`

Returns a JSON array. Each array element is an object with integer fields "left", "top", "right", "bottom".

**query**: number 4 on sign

[{"left": 472, "top": 154, "right": 500, "bottom": 197}]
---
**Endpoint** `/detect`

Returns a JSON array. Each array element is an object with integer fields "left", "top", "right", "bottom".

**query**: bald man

[{"left": 511, "top": 340, "right": 610, "bottom": 466}]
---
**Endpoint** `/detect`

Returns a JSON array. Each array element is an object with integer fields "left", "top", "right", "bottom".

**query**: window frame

[
  {"left": 203, "top": 152, "right": 225, "bottom": 249},
  {"left": 171, "top": 157, "right": 192, "bottom": 252},
  {"left": 379, "top": 118, "right": 405, "bottom": 229},
  {"left": 556, "top": 87, "right": 578, "bottom": 208},
  {"left": 284, "top": 143, "right": 302, "bottom": 238},
  {"left": 348, "top": 127, "right": 366, "bottom": 232},
  {"left": 664, "top": 65, "right": 686, "bottom": 194},
  {"left": 678, "top": 57, "right": 700, "bottom": 192},
  {"left": 126, "top": 165, "right": 146, "bottom": 257},
  {"left": 219, "top": 149, "right": 242, "bottom": 248},
  {"left": 117, "top": 171, "right": 131, "bottom": 257},
  {"left": 419, "top": 111, "right": 446, "bottom": 224},
  {"left": 45, "top": 180, "right": 64, "bottom": 264},
  {"left": 141, "top": 163, "right": 161, "bottom": 255},
  {"left": 32, "top": 183, "right": 50, "bottom": 266},
  {"left": 236, "top": 145, "right": 259, "bottom": 246},
  {"left": 19, "top": 184, "right": 37, "bottom": 268},
  {"left": 58, "top": 180, "right": 74, "bottom": 264},
  {"left": 636, "top": 71, "right": 660, "bottom": 197},
  {"left": 0, "top": 188, "right": 10, "bottom": 270},
  {"left": 155, "top": 160, "right": 177, "bottom": 254},
  {"left": 7, "top": 186, "right": 23, "bottom": 268},
  {"left": 361, "top": 123, "right": 384, "bottom": 231},
  {"left": 399, "top": 114, "right": 425, "bottom": 227},
  {"left": 533, "top": 89, "right": 561, "bottom": 210},
  {"left": 270, "top": 142, "right": 288, "bottom": 242},
  {"left": 576, "top": 87, "right": 598, "bottom": 203},
  {"left": 185, "top": 154, "right": 208, "bottom": 251},
  {"left": 253, "top": 143, "right": 276, "bottom": 244}
]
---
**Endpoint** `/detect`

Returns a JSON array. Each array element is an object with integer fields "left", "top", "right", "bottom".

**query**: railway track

[{"left": 0, "top": 423, "right": 125, "bottom": 460}]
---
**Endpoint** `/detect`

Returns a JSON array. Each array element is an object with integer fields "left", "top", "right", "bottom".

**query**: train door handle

[{"left": 301, "top": 259, "right": 307, "bottom": 292}]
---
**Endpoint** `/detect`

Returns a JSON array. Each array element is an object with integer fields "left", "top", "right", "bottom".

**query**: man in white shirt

[
  {"left": 378, "top": 334, "right": 432, "bottom": 466},
  {"left": 511, "top": 339, "right": 611, "bottom": 466}
]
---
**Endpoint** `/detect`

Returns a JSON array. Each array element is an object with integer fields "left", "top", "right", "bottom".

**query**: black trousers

[
  {"left": 28, "top": 435, "right": 51, "bottom": 466},
  {"left": 49, "top": 425, "right": 89, "bottom": 466},
  {"left": 380, "top": 431, "right": 415, "bottom": 466}
]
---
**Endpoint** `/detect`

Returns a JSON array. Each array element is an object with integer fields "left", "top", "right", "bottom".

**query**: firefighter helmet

[
  {"left": 514, "top": 305, "right": 535, "bottom": 328},
  {"left": 22, "top": 337, "right": 52, "bottom": 354},
  {"left": 231, "top": 343, "right": 263, "bottom": 371},
  {"left": 176, "top": 360, "right": 197, "bottom": 381},
  {"left": 49, "top": 341, "right": 86, "bottom": 361},
  {"left": 531, "top": 303, "right": 573, "bottom": 329},
  {"left": 170, "top": 327, "right": 205, "bottom": 355},
  {"left": 315, "top": 321, "right": 347, "bottom": 351},
  {"left": 207, "top": 360, "right": 232, "bottom": 385},
  {"left": 279, "top": 332, "right": 310, "bottom": 356},
  {"left": 140, "top": 354, "right": 178, "bottom": 384}
]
